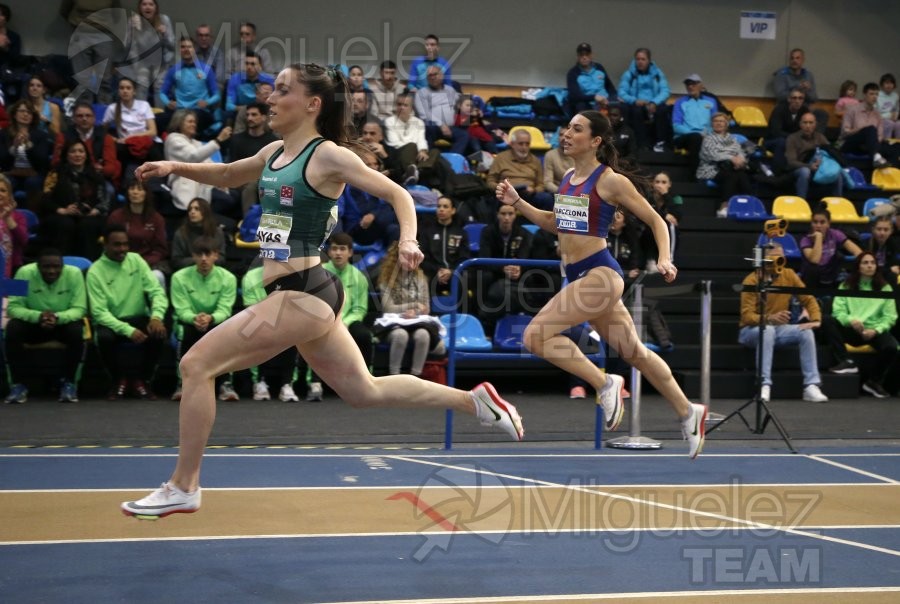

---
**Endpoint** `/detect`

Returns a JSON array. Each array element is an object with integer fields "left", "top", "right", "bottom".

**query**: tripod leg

[{"left": 756, "top": 398, "right": 797, "bottom": 453}]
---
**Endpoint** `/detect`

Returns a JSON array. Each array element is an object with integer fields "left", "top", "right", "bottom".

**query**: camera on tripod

[{"left": 749, "top": 218, "right": 789, "bottom": 274}]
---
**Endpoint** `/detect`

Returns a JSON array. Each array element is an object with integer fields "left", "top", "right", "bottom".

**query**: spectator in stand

[
  {"left": 350, "top": 90, "right": 379, "bottom": 138},
  {"left": 227, "top": 102, "right": 277, "bottom": 214},
  {"left": 0, "top": 99, "right": 52, "bottom": 204},
  {"left": 643, "top": 171, "right": 682, "bottom": 270},
  {"left": 672, "top": 73, "right": 717, "bottom": 176},
  {"left": 170, "top": 236, "right": 238, "bottom": 402},
  {"left": 307, "top": 233, "right": 375, "bottom": 401},
  {"left": 477, "top": 203, "right": 534, "bottom": 335},
  {"left": 41, "top": 139, "right": 109, "bottom": 258},
  {"left": 839, "top": 82, "right": 893, "bottom": 168},
  {"left": 455, "top": 95, "right": 505, "bottom": 154},
  {"left": 821, "top": 252, "right": 898, "bottom": 397},
  {"left": 159, "top": 37, "right": 220, "bottom": 135},
  {"left": 617, "top": 47, "right": 670, "bottom": 150},
  {"left": 607, "top": 208, "right": 643, "bottom": 280},
  {"left": 369, "top": 60, "right": 404, "bottom": 122},
  {"left": 53, "top": 102, "right": 121, "bottom": 192},
  {"left": 876, "top": 73, "right": 900, "bottom": 140},
  {"left": 414, "top": 65, "right": 468, "bottom": 154},
  {"left": 128, "top": 0, "right": 175, "bottom": 100},
  {"left": 607, "top": 105, "right": 637, "bottom": 164},
  {"left": 240, "top": 263, "right": 301, "bottom": 402},
  {"left": 0, "top": 4, "right": 22, "bottom": 102},
  {"left": 0, "top": 173, "right": 27, "bottom": 276},
  {"left": 4, "top": 248, "right": 87, "bottom": 404},
  {"left": 225, "top": 51, "right": 274, "bottom": 134},
  {"left": 163, "top": 109, "right": 235, "bottom": 215},
  {"left": 418, "top": 195, "right": 471, "bottom": 300},
  {"left": 170, "top": 197, "right": 226, "bottom": 270},
  {"left": 864, "top": 215, "right": 900, "bottom": 281},
  {"left": 785, "top": 111, "right": 843, "bottom": 201},
  {"left": 565, "top": 42, "right": 617, "bottom": 116},
  {"left": 767, "top": 87, "right": 810, "bottom": 171},
  {"left": 102, "top": 77, "right": 160, "bottom": 171},
  {"left": 361, "top": 121, "right": 405, "bottom": 182},
  {"left": 225, "top": 21, "right": 272, "bottom": 80},
  {"left": 738, "top": 242, "right": 828, "bottom": 403},
  {"left": 346, "top": 65, "right": 370, "bottom": 94},
  {"left": 384, "top": 93, "right": 439, "bottom": 183},
  {"left": 339, "top": 150, "right": 400, "bottom": 248},
  {"left": 834, "top": 80, "right": 859, "bottom": 120},
  {"left": 107, "top": 177, "right": 169, "bottom": 286},
  {"left": 60, "top": 0, "right": 119, "bottom": 103},
  {"left": 24, "top": 76, "right": 62, "bottom": 137},
  {"left": 542, "top": 130, "right": 575, "bottom": 194},
  {"left": 193, "top": 24, "right": 226, "bottom": 88},
  {"left": 697, "top": 113, "right": 752, "bottom": 218},
  {"left": 486, "top": 129, "right": 552, "bottom": 210},
  {"left": 407, "top": 34, "right": 452, "bottom": 91},
  {"left": 87, "top": 223, "right": 168, "bottom": 401},
  {"left": 771, "top": 48, "right": 828, "bottom": 130},
  {"left": 377, "top": 241, "right": 446, "bottom": 377},
  {"left": 800, "top": 205, "right": 862, "bottom": 290}
]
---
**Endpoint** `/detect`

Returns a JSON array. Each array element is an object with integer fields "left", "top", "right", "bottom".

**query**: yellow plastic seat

[
  {"left": 821, "top": 197, "right": 870, "bottom": 224},
  {"left": 772, "top": 196, "right": 812, "bottom": 222},
  {"left": 872, "top": 167, "right": 900, "bottom": 191},
  {"left": 845, "top": 344, "right": 875, "bottom": 354},
  {"left": 508, "top": 125, "right": 552, "bottom": 151},
  {"left": 234, "top": 220, "right": 260, "bottom": 249},
  {"left": 732, "top": 106, "right": 768, "bottom": 128}
]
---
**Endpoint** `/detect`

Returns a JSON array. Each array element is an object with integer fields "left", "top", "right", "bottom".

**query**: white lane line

[{"left": 805, "top": 454, "right": 900, "bottom": 484}]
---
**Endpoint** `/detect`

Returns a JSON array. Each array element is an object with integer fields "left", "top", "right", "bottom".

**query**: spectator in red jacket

[{"left": 106, "top": 177, "right": 169, "bottom": 286}]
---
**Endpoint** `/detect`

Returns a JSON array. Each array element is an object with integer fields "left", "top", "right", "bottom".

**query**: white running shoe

[
  {"left": 121, "top": 482, "right": 201, "bottom": 518},
  {"left": 802, "top": 384, "right": 828, "bottom": 403},
  {"left": 253, "top": 380, "right": 271, "bottom": 401},
  {"left": 218, "top": 381, "right": 239, "bottom": 401},
  {"left": 681, "top": 403, "right": 708, "bottom": 460},
  {"left": 596, "top": 373, "right": 625, "bottom": 431},
  {"left": 279, "top": 383, "right": 300, "bottom": 402},
  {"left": 471, "top": 382, "right": 524, "bottom": 441},
  {"left": 306, "top": 382, "right": 323, "bottom": 402}
]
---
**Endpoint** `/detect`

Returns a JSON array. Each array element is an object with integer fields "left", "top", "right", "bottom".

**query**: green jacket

[
  {"left": 241, "top": 266, "right": 265, "bottom": 307},
  {"left": 7, "top": 263, "right": 87, "bottom": 325},
  {"left": 323, "top": 260, "right": 368, "bottom": 325},
  {"left": 834, "top": 280, "right": 898, "bottom": 334},
  {"left": 86, "top": 252, "right": 169, "bottom": 337},
  {"left": 170, "top": 265, "right": 237, "bottom": 326}
]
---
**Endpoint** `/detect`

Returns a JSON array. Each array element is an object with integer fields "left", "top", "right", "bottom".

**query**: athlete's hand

[
  {"left": 657, "top": 259, "right": 678, "bottom": 283},
  {"left": 135, "top": 161, "right": 176, "bottom": 182},
  {"left": 398, "top": 239, "right": 424, "bottom": 271},
  {"left": 495, "top": 179, "right": 520, "bottom": 206}
]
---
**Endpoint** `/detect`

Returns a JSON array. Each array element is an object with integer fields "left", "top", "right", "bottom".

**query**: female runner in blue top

[
  {"left": 496, "top": 110, "right": 706, "bottom": 458},
  {"left": 123, "top": 63, "right": 523, "bottom": 519}
]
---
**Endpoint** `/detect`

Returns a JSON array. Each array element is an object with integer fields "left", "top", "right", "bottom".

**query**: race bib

[
  {"left": 256, "top": 213, "right": 292, "bottom": 262},
  {"left": 555, "top": 194, "right": 590, "bottom": 232}
]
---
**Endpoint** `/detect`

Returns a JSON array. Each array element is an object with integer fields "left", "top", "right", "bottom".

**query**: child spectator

[
  {"left": 834, "top": 80, "right": 859, "bottom": 119},
  {"left": 876, "top": 73, "right": 899, "bottom": 140}
]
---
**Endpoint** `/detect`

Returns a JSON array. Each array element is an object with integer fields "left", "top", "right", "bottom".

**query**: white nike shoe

[
  {"left": 471, "top": 382, "right": 524, "bottom": 441},
  {"left": 279, "top": 383, "right": 300, "bottom": 402},
  {"left": 596, "top": 373, "right": 625, "bottom": 431},
  {"left": 252, "top": 380, "right": 271, "bottom": 401},
  {"left": 121, "top": 482, "right": 201, "bottom": 518},
  {"left": 681, "top": 403, "right": 708, "bottom": 460}
]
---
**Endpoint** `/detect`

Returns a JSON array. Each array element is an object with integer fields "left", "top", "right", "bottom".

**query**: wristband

[
  {"left": 399, "top": 239, "right": 419, "bottom": 247},
  {"left": 513, "top": 197, "right": 522, "bottom": 207}
]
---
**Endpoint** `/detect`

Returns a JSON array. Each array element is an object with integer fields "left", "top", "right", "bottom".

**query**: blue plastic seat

[
  {"left": 441, "top": 152, "right": 471, "bottom": 175},
  {"left": 17, "top": 208, "right": 39, "bottom": 241},
  {"left": 439, "top": 313, "right": 492, "bottom": 351},
  {"left": 522, "top": 224, "right": 540, "bottom": 235},
  {"left": 862, "top": 198, "right": 891, "bottom": 220},
  {"left": 62, "top": 256, "right": 92, "bottom": 271},
  {"left": 493, "top": 314, "right": 532, "bottom": 351},
  {"left": 431, "top": 295, "right": 458, "bottom": 315},
  {"left": 844, "top": 167, "right": 879, "bottom": 191},
  {"left": 353, "top": 248, "right": 385, "bottom": 273},
  {"left": 463, "top": 222, "right": 486, "bottom": 252},
  {"left": 726, "top": 195, "right": 775, "bottom": 221},
  {"left": 353, "top": 239, "right": 384, "bottom": 254},
  {"left": 756, "top": 234, "right": 801, "bottom": 260}
]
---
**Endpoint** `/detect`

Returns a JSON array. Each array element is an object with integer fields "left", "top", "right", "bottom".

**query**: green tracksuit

[
  {"left": 322, "top": 261, "right": 368, "bottom": 325},
  {"left": 170, "top": 265, "right": 237, "bottom": 327},
  {"left": 7, "top": 264, "right": 87, "bottom": 324},
  {"left": 86, "top": 252, "right": 169, "bottom": 337}
]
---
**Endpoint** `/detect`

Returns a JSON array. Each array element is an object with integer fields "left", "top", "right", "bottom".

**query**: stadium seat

[
  {"left": 732, "top": 106, "right": 768, "bottom": 127},
  {"left": 431, "top": 295, "right": 458, "bottom": 315},
  {"left": 522, "top": 223, "right": 540, "bottom": 234},
  {"left": 62, "top": 256, "right": 92, "bottom": 271},
  {"left": 756, "top": 234, "right": 802, "bottom": 260},
  {"left": 493, "top": 314, "right": 532, "bottom": 351},
  {"left": 862, "top": 198, "right": 891, "bottom": 220},
  {"left": 772, "top": 196, "right": 812, "bottom": 222},
  {"left": 726, "top": 195, "right": 774, "bottom": 221},
  {"left": 508, "top": 125, "right": 552, "bottom": 151},
  {"left": 821, "top": 197, "right": 869, "bottom": 224},
  {"left": 438, "top": 313, "right": 492, "bottom": 351},
  {"left": 843, "top": 166, "right": 879, "bottom": 191},
  {"left": 441, "top": 152, "right": 471, "bottom": 175},
  {"left": 17, "top": 208, "right": 39, "bottom": 241},
  {"left": 463, "top": 222, "right": 486, "bottom": 252},
  {"left": 872, "top": 167, "right": 900, "bottom": 191}
]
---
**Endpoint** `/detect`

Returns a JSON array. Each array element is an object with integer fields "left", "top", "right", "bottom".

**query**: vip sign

[{"left": 740, "top": 11, "right": 777, "bottom": 40}]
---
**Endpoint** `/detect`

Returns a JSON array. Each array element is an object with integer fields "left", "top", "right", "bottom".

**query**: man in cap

[
  {"left": 565, "top": 42, "right": 617, "bottom": 116},
  {"left": 671, "top": 73, "right": 719, "bottom": 174}
]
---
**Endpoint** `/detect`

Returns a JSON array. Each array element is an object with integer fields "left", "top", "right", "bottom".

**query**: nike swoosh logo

[
  {"left": 128, "top": 502, "right": 184, "bottom": 510},
  {"left": 691, "top": 414, "right": 699, "bottom": 437},
  {"left": 487, "top": 401, "right": 501, "bottom": 421}
]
